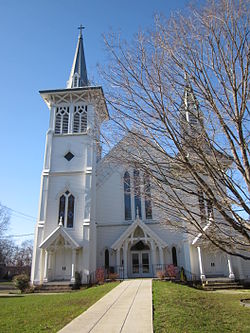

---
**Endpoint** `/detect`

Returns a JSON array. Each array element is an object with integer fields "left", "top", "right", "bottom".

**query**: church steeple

[
  {"left": 180, "top": 73, "right": 203, "bottom": 139},
  {"left": 67, "top": 25, "right": 88, "bottom": 88}
]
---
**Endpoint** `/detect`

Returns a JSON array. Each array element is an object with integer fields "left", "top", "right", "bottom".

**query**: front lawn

[
  {"left": 0, "top": 282, "right": 119, "bottom": 333},
  {"left": 153, "top": 281, "right": 250, "bottom": 333}
]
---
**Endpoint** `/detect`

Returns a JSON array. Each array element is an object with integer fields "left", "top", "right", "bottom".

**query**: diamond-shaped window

[{"left": 64, "top": 152, "right": 74, "bottom": 161}]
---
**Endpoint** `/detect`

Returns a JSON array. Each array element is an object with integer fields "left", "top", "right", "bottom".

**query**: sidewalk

[{"left": 58, "top": 279, "right": 153, "bottom": 333}]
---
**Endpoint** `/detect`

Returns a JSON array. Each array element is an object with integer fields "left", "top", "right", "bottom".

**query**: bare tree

[
  {"left": 0, "top": 203, "right": 10, "bottom": 237},
  {"left": 100, "top": 0, "right": 250, "bottom": 259},
  {"left": 13, "top": 240, "right": 33, "bottom": 267}
]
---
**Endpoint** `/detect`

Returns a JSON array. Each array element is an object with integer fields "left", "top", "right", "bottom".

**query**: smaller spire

[
  {"left": 67, "top": 26, "right": 88, "bottom": 88},
  {"left": 182, "top": 72, "right": 200, "bottom": 126}
]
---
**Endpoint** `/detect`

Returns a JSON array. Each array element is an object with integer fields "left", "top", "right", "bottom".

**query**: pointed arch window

[
  {"left": 124, "top": 171, "right": 132, "bottom": 220},
  {"left": 172, "top": 247, "right": 177, "bottom": 266},
  {"left": 55, "top": 106, "right": 69, "bottom": 134},
  {"left": 134, "top": 169, "right": 142, "bottom": 218},
  {"left": 105, "top": 249, "right": 109, "bottom": 268},
  {"left": 197, "top": 187, "right": 214, "bottom": 222},
  {"left": 58, "top": 191, "right": 75, "bottom": 228},
  {"left": 73, "top": 105, "right": 88, "bottom": 133},
  {"left": 144, "top": 173, "right": 152, "bottom": 219},
  {"left": 198, "top": 189, "right": 206, "bottom": 224}
]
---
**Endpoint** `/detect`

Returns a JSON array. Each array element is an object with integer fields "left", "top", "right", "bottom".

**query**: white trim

[
  {"left": 111, "top": 217, "right": 167, "bottom": 250},
  {"left": 39, "top": 224, "right": 80, "bottom": 249}
]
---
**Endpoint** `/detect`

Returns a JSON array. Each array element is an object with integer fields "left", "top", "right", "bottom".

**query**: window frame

[
  {"left": 73, "top": 104, "right": 88, "bottom": 134},
  {"left": 54, "top": 106, "right": 70, "bottom": 135},
  {"left": 124, "top": 171, "right": 132, "bottom": 220},
  {"left": 58, "top": 191, "right": 75, "bottom": 228}
]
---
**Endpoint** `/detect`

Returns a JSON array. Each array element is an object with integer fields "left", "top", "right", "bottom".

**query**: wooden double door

[{"left": 131, "top": 251, "right": 151, "bottom": 277}]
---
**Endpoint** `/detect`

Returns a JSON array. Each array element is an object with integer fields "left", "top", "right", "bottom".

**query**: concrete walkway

[{"left": 59, "top": 279, "right": 153, "bottom": 333}]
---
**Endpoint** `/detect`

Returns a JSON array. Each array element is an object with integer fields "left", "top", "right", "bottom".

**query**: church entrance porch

[
  {"left": 111, "top": 216, "right": 168, "bottom": 279},
  {"left": 39, "top": 223, "right": 81, "bottom": 284}
]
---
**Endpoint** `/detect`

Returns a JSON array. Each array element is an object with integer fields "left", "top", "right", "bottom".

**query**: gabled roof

[
  {"left": 39, "top": 224, "right": 81, "bottom": 249},
  {"left": 111, "top": 216, "right": 168, "bottom": 250}
]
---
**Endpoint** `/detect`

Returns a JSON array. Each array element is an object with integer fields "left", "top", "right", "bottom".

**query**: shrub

[
  {"left": 72, "top": 271, "right": 82, "bottom": 290},
  {"left": 180, "top": 267, "right": 187, "bottom": 282},
  {"left": 13, "top": 274, "right": 30, "bottom": 292},
  {"left": 109, "top": 273, "right": 119, "bottom": 281},
  {"left": 166, "top": 265, "right": 177, "bottom": 279},
  {"left": 157, "top": 270, "right": 165, "bottom": 280},
  {"left": 96, "top": 268, "right": 105, "bottom": 284}
]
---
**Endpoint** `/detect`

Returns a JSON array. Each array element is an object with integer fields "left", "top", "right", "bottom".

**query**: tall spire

[
  {"left": 180, "top": 73, "right": 203, "bottom": 140},
  {"left": 67, "top": 25, "right": 88, "bottom": 88}
]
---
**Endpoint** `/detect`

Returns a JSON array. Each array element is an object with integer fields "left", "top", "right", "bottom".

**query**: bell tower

[{"left": 31, "top": 28, "right": 109, "bottom": 285}]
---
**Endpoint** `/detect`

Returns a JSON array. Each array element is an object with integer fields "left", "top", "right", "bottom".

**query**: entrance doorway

[
  {"left": 131, "top": 251, "right": 150, "bottom": 277},
  {"left": 54, "top": 247, "right": 71, "bottom": 280}
]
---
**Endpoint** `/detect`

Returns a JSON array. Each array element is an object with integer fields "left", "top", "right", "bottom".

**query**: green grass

[
  {"left": 153, "top": 281, "right": 250, "bottom": 333},
  {"left": 0, "top": 282, "right": 119, "bottom": 333}
]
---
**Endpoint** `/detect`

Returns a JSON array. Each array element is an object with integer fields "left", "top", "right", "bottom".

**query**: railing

[{"left": 87, "top": 265, "right": 199, "bottom": 283}]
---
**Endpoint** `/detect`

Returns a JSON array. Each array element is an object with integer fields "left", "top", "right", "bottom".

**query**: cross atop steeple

[{"left": 78, "top": 24, "right": 85, "bottom": 37}]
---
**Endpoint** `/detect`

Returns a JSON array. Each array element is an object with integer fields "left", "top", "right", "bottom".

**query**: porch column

[
  {"left": 236, "top": 256, "right": 244, "bottom": 280},
  {"left": 150, "top": 240, "right": 156, "bottom": 276},
  {"left": 197, "top": 246, "right": 206, "bottom": 281},
  {"left": 71, "top": 249, "right": 76, "bottom": 283},
  {"left": 47, "top": 251, "right": 52, "bottom": 280},
  {"left": 227, "top": 256, "right": 235, "bottom": 280},
  {"left": 43, "top": 250, "right": 49, "bottom": 283},
  {"left": 116, "top": 248, "right": 120, "bottom": 277},
  {"left": 123, "top": 242, "right": 128, "bottom": 279},
  {"left": 159, "top": 246, "right": 164, "bottom": 269}
]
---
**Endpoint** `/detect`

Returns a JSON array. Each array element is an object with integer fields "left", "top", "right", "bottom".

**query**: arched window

[
  {"left": 124, "top": 171, "right": 132, "bottom": 220},
  {"left": 134, "top": 169, "right": 141, "bottom": 218},
  {"left": 172, "top": 247, "right": 177, "bottom": 267},
  {"left": 105, "top": 249, "right": 109, "bottom": 268},
  {"left": 55, "top": 106, "right": 69, "bottom": 134},
  {"left": 73, "top": 105, "right": 88, "bottom": 133},
  {"left": 58, "top": 191, "right": 75, "bottom": 228},
  {"left": 198, "top": 189, "right": 206, "bottom": 224},
  {"left": 197, "top": 187, "right": 214, "bottom": 223},
  {"left": 144, "top": 173, "right": 152, "bottom": 219}
]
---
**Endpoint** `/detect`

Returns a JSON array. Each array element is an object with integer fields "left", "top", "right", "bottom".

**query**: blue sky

[{"left": 0, "top": 0, "right": 189, "bottom": 243}]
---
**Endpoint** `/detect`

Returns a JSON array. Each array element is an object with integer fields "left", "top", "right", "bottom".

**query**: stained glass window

[
  {"left": 124, "top": 171, "right": 132, "bottom": 220},
  {"left": 58, "top": 195, "right": 66, "bottom": 225},
  {"left": 134, "top": 169, "right": 142, "bottom": 218},
  {"left": 144, "top": 173, "right": 152, "bottom": 219},
  {"left": 67, "top": 194, "right": 74, "bottom": 228},
  {"left": 58, "top": 191, "right": 74, "bottom": 228}
]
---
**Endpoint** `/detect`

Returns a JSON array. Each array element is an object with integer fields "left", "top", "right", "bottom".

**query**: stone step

[
  {"left": 203, "top": 286, "right": 242, "bottom": 291},
  {"left": 205, "top": 281, "right": 238, "bottom": 285},
  {"left": 202, "top": 281, "right": 243, "bottom": 291},
  {"left": 205, "top": 278, "right": 233, "bottom": 284},
  {"left": 35, "top": 284, "right": 73, "bottom": 293}
]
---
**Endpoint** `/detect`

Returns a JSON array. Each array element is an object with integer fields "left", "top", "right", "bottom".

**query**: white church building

[{"left": 31, "top": 29, "right": 250, "bottom": 285}]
